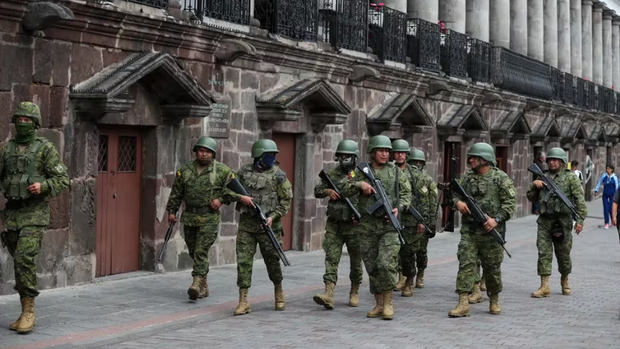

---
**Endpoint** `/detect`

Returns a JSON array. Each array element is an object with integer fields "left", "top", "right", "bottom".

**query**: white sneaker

[{"left": 604, "top": 224, "right": 609, "bottom": 229}]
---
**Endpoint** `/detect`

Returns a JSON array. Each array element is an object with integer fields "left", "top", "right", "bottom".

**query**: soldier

[
  {"left": 407, "top": 147, "right": 439, "bottom": 289},
  {"left": 233, "top": 139, "right": 293, "bottom": 315},
  {"left": 527, "top": 147, "right": 586, "bottom": 297},
  {"left": 313, "top": 139, "right": 363, "bottom": 309},
  {"left": 0, "top": 102, "right": 70, "bottom": 333},
  {"left": 166, "top": 136, "right": 236, "bottom": 301},
  {"left": 392, "top": 140, "right": 427, "bottom": 298},
  {"left": 449, "top": 143, "right": 516, "bottom": 317},
  {"left": 346, "top": 135, "right": 411, "bottom": 320}
]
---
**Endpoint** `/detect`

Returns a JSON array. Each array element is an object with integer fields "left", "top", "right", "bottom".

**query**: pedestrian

[
  {"left": 594, "top": 164, "right": 618, "bottom": 229},
  {"left": 0, "top": 102, "right": 70, "bottom": 333},
  {"left": 233, "top": 139, "right": 292, "bottom": 315},
  {"left": 611, "top": 187, "right": 620, "bottom": 244},
  {"left": 449, "top": 143, "right": 516, "bottom": 317},
  {"left": 392, "top": 140, "right": 429, "bottom": 298},
  {"left": 571, "top": 160, "right": 583, "bottom": 185},
  {"left": 166, "top": 136, "right": 236, "bottom": 301},
  {"left": 527, "top": 148, "right": 587, "bottom": 298},
  {"left": 346, "top": 135, "right": 411, "bottom": 320},
  {"left": 313, "top": 139, "right": 363, "bottom": 309},
  {"left": 407, "top": 147, "right": 439, "bottom": 289}
]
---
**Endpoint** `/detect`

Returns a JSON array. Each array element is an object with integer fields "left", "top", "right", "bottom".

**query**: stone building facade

[{"left": 0, "top": 0, "right": 619, "bottom": 294}]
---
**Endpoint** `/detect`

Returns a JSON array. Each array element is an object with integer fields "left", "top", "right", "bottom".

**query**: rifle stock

[
  {"left": 527, "top": 163, "right": 582, "bottom": 221},
  {"left": 157, "top": 217, "right": 176, "bottom": 263},
  {"left": 318, "top": 170, "right": 362, "bottom": 222}
]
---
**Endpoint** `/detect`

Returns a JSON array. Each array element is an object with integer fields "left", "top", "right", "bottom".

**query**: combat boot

[
  {"left": 489, "top": 293, "right": 501, "bottom": 315},
  {"left": 415, "top": 270, "right": 425, "bottom": 288},
  {"left": 561, "top": 275, "right": 571, "bottom": 295},
  {"left": 401, "top": 277, "right": 414, "bottom": 297},
  {"left": 16, "top": 297, "right": 35, "bottom": 334},
  {"left": 9, "top": 296, "right": 25, "bottom": 331},
  {"left": 382, "top": 292, "right": 394, "bottom": 320},
  {"left": 187, "top": 276, "right": 202, "bottom": 300},
  {"left": 531, "top": 275, "right": 551, "bottom": 298},
  {"left": 468, "top": 282, "right": 483, "bottom": 304},
  {"left": 233, "top": 288, "right": 251, "bottom": 315},
  {"left": 479, "top": 279, "right": 486, "bottom": 291},
  {"left": 348, "top": 284, "right": 360, "bottom": 307},
  {"left": 366, "top": 293, "right": 384, "bottom": 318},
  {"left": 198, "top": 276, "right": 209, "bottom": 298},
  {"left": 313, "top": 282, "right": 335, "bottom": 309},
  {"left": 394, "top": 273, "right": 406, "bottom": 291},
  {"left": 448, "top": 293, "right": 470, "bottom": 317},
  {"left": 274, "top": 283, "right": 285, "bottom": 311}
]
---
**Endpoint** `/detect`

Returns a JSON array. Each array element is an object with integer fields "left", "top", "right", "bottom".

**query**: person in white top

[{"left": 571, "top": 160, "right": 583, "bottom": 185}]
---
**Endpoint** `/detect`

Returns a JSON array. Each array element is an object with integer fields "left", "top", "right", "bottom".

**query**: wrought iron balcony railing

[
  {"left": 562, "top": 73, "right": 574, "bottom": 105},
  {"left": 550, "top": 67, "right": 562, "bottom": 101},
  {"left": 319, "top": 0, "right": 368, "bottom": 53},
  {"left": 128, "top": 0, "right": 169, "bottom": 9},
  {"left": 407, "top": 18, "right": 441, "bottom": 72},
  {"left": 368, "top": 6, "right": 407, "bottom": 63},
  {"left": 255, "top": 0, "right": 318, "bottom": 40},
  {"left": 598, "top": 86, "right": 616, "bottom": 114},
  {"left": 585, "top": 81, "right": 596, "bottom": 109},
  {"left": 441, "top": 30, "right": 468, "bottom": 78},
  {"left": 574, "top": 78, "right": 585, "bottom": 107},
  {"left": 182, "top": 0, "right": 250, "bottom": 25},
  {"left": 490, "top": 47, "right": 553, "bottom": 100},
  {"left": 468, "top": 38, "right": 491, "bottom": 83}
]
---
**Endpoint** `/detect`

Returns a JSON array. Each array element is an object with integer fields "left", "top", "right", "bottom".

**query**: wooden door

[
  {"left": 96, "top": 129, "right": 142, "bottom": 276},
  {"left": 495, "top": 146, "right": 508, "bottom": 173},
  {"left": 271, "top": 133, "right": 295, "bottom": 250}
]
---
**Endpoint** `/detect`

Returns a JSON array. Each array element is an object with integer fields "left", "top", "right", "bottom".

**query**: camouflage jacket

[
  {"left": 166, "top": 160, "right": 236, "bottom": 226},
  {"left": 236, "top": 163, "right": 293, "bottom": 233},
  {"left": 0, "top": 137, "right": 70, "bottom": 230},
  {"left": 526, "top": 168, "right": 587, "bottom": 225},
  {"left": 453, "top": 167, "right": 516, "bottom": 235},
  {"left": 314, "top": 165, "right": 361, "bottom": 223},
  {"left": 401, "top": 164, "right": 439, "bottom": 230}
]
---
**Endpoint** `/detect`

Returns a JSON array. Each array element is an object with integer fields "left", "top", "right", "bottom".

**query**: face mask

[
  {"left": 337, "top": 155, "right": 355, "bottom": 170},
  {"left": 15, "top": 122, "right": 36, "bottom": 143},
  {"left": 257, "top": 153, "right": 276, "bottom": 170},
  {"left": 197, "top": 159, "right": 212, "bottom": 166}
]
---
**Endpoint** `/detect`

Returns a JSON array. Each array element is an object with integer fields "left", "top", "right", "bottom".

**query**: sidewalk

[{"left": 0, "top": 201, "right": 618, "bottom": 349}]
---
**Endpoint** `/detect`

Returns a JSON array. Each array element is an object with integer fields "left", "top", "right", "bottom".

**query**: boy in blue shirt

[{"left": 595, "top": 164, "right": 619, "bottom": 229}]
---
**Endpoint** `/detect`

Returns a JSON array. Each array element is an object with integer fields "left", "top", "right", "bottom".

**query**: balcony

[
  {"left": 182, "top": 0, "right": 250, "bottom": 25},
  {"left": 468, "top": 38, "right": 491, "bottom": 83},
  {"left": 407, "top": 18, "right": 441, "bottom": 72},
  {"left": 491, "top": 47, "right": 553, "bottom": 100},
  {"left": 368, "top": 5, "right": 407, "bottom": 63},
  {"left": 128, "top": 0, "right": 169, "bottom": 9},
  {"left": 441, "top": 30, "right": 468, "bottom": 78},
  {"left": 255, "top": 0, "right": 318, "bottom": 41},
  {"left": 319, "top": 0, "right": 368, "bottom": 53}
]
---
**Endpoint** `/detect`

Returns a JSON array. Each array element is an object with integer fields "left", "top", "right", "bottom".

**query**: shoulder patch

[
  {"left": 348, "top": 170, "right": 356, "bottom": 179},
  {"left": 421, "top": 186, "right": 428, "bottom": 194},
  {"left": 276, "top": 170, "right": 287, "bottom": 185},
  {"left": 176, "top": 170, "right": 182, "bottom": 177}
]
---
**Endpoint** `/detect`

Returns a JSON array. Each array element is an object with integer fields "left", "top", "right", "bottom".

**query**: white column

[
  {"left": 528, "top": 0, "right": 544, "bottom": 60},
  {"left": 613, "top": 18, "right": 620, "bottom": 89},
  {"left": 570, "top": 0, "right": 582, "bottom": 76},
  {"left": 582, "top": 0, "right": 593, "bottom": 80},
  {"left": 544, "top": 0, "right": 559, "bottom": 67},
  {"left": 511, "top": 0, "right": 528, "bottom": 54},
  {"left": 440, "top": 0, "right": 467, "bottom": 32},
  {"left": 558, "top": 0, "right": 571, "bottom": 72},
  {"left": 384, "top": 0, "right": 407, "bottom": 13},
  {"left": 603, "top": 10, "right": 613, "bottom": 88},
  {"left": 490, "top": 0, "right": 510, "bottom": 48},
  {"left": 408, "top": 0, "right": 439, "bottom": 22},
  {"left": 592, "top": 3, "right": 603, "bottom": 84},
  {"left": 466, "top": 0, "right": 490, "bottom": 41}
]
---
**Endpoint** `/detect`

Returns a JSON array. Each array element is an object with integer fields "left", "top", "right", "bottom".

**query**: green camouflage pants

[
  {"left": 1, "top": 226, "right": 45, "bottom": 297},
  {"left": 184, "top": 221, "right": 218, "bottom": 277},
  {"left": 536, "top": 217, "right": 573, "bottom": 276},
  {"left": 456, "top": 232, "right": 504, "bottom": 294},
  {"left": 415, "top": 234, "right": 430, "bottom": 271},
  {"left": 236, "top": 230, "right": 283, "bottom": 288},
  {"left": 360, "top": 227, "right": 400, "bottom": 294},
  {"left": 322, "top": 219, "right": 363, "bottom": 285},
  {"left": 400, "top": 229, "right": 424, "bottom": 278}
]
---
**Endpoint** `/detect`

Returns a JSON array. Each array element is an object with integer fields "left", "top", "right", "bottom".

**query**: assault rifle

[
  {"left": 528, "top": 163, "right": 582, "bottom": 221},
  {"left": 407, "top": 204, "right": 434, "bottom": 236},
  {"left": 319, "top": 170, "right": 362, "bottom": 222},
  {"left": 227, "top": 177, "right": 291, "bottom": 266},
  {"left": 357, "top": 162, "right": 406, "bottom": 245},
  {"left": 157, "top": 214, "right": 177, "bottom": 263},
  {"left": 451, "top": 178, "right": 512, "bottom": 258}
]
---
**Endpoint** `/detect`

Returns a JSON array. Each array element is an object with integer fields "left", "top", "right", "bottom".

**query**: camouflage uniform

[
  {"left": 453, "top": 167, "right": 516, "bottom": 296},
  {"left": 348, "top": 163, "right": 411, "bottom": 294},
  {"left": 526, "top": 169, "right": 587, "bottom": 277},
  {"left": 412, "top": 167, "right": 438, "bottom": 278},
  {"left": 166, "top": 159, "right": 236, "bottom": 277},
  {"left": 235, "top": 163, "right": 292, "bottom": 289}
]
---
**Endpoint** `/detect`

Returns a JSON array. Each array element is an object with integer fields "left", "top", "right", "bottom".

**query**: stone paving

[{"left": 1, "top": 201, "right": 619, "bottom": 348}]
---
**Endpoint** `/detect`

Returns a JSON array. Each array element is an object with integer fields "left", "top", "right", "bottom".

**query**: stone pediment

[
  {"left": 437, "top": 104, "right": 488, "bottom": 137},
  {"left": 256, "top": 79, "right": 351, "bottom": 132},
  {"left": 70, "top": 52, "right": 214, "bottom": 121},
  {"left": 605, "top": 123, "right": 620, "bottom": 143},
  {"left": 491, "top": 111, "right": 531, "bottom": 140},
  {"left": 557, "top": 115, "right": 587, "bottom": 142},
  {"left": 530, "top": 115, "right": 561, "bottom": 143},
  {"left": 588, "top": 123, "right": 608, "bottom": 145},
  {"left": 366, "top": 94, "right": 434, "bottom": 136}
]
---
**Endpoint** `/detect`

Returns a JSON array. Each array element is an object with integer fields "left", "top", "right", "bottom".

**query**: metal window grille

[
  {"left": 118, "top": 136, "right": 137, "bottom": 173},
  {"left": 467, "top": 38, "right": 491, "bottom": 83},
  {"left": 98, "top": 135, "right": 108, "bottom": 173},
  {"left": 127, "top": 0, "right": 169, "bottom": 9},
  {"left": 255, "top": 0, "right": 318, "bottom": 40},
  {"left": 319, "top": 0, "right": 368, "bottom": 52},
  {"left": 368, "top": 5, "right": 406, "bottom": 63},
  {"left": 407, "top": 18, "right": 441, "bottom": 72},
  {"left": 182, "top": 0, "right": 250, "bottom": 25},
  {"left": 441, "top": 29, "right": 468, "bottom": 78}
]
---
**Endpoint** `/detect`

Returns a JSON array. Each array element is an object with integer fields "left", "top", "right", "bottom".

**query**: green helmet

[
  {"left": 251, "top": 139, "right": 279, "bottom": 158},
  {"left": 335, "top": 139, "right": 359, "bottom": 157},
  {"left": 193, "top": 136, "right": 217, "bottom": 154},
  {"left": 391, "top": 139, "right": 410, "bottom": 153},
  {"left": 13, "top": 101, "right": 42, "bottom": 128},
  {"left": 408, "top": 148, "right": 426, "bottom": 163},
  {"left": 467, "top": 142, "right": 496, "bottom": 166},
  {"left": 547, "top": 147, "right": 568, "bottom": 164},
  {"left": 368, "top": 135, "right": 392, "bottom": 153}
]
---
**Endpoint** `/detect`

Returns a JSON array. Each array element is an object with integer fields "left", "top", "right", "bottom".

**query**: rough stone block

[
  {"left": 0, "top": 45, "right": 32, "bottom": 91},
  {"left": 38, "top": 228, "right": 69, "bottom": 273},
  {"left": 49, "top": 86, "right": 68, "bottom": 128},
  {"left": 0, "top": 91, "right": 13, "bottom": 140},
  {"left": 34, "top": 39, "right": 53, "bottom": 84},
  {"left": 51, "top": 41, "right": 71, "bottom": 87},
  {"left": 219, "top": 222, "right": 238, "bottom": 237},
  {"left": 222, "top": 149, "right": 241, "bottom": 170},
  {"left": 63, "top": 254, "right": 94, "bottom": 286},
  {"left": 177, "top": 251, "right": 193, "bottom": 270},
  {"left": 217, "top": 238, "right": 236, "bottom": 265},
  {"left": 49, "top": 191, "right": 70, "bottom": 229},
  {"left": 241, "top": 71, "right": 259, "bottom": 90},
  {"left": 37, "top": 128, "right": 64, "bottom": 153},
  {"left": 242, "top": 112, "right": 258, "bottom": 132},
  {"left": 259, "top": 73, "right": 280, "bottom": 93},
  {"left": 70, "top": 44, "right": 103, "bottom": 85},
  {"left": 30, "top": 84, "right": 51, "bottom": 126},
  {"left": 69, "top": 178, "right": 96, "bottom": 255},
  {"left": 224, "top": 68, "right": 240, "bottom": 89}
]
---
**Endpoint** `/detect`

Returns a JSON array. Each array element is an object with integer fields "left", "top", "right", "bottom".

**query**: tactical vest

[
  {"left": 1, "top": 138, "right": 46, "bottom": 201},
  {"left": 238, "top": 164, "right": 285, "bottom": 216},
  {"left": 325, "top": 166, "right": 358, "bottom": 222},
  {"left": 460, "top": 168, "right": 506, "bottom": 234},
  {"left": 539, "top": 170, "right": 574, "bottom": 217},
  {"left": 181, "top": 161, "right": 219, "bottom": 211}
]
